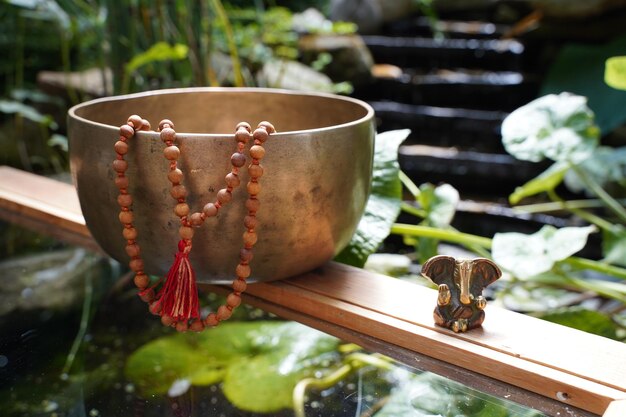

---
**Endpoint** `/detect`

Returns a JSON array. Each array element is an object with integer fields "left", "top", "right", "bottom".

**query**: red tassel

[{"left": 153, "top": 240, "right": 200, "bottom": 323}]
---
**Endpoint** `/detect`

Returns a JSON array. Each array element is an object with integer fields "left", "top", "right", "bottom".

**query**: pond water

[{"left": 0, "top": 224, "right": 547, "bottom": 417}]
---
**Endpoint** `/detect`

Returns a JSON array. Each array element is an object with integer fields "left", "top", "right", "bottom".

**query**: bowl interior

[{"left": 72, "top": 88, "right": 371, "bottom": 133}]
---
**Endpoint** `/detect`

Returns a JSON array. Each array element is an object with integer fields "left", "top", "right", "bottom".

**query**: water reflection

[{"left": 0, "top": 241, "right": 546, "bottom": 417}]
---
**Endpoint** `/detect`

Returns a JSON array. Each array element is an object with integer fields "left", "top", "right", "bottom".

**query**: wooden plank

[
  {"left": 0, "top": 166, "right": 102, "bottom": 253},
  {"left": 2, "top": 165, "right": 625, "bottom": 415},
  {"left": 284, "top": 263, "right": 626, "bottom": 393}
]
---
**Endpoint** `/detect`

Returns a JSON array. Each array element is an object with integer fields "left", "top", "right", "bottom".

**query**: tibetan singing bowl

[{"left": 68, "top": 87, "right": 375, "bottom": 283}]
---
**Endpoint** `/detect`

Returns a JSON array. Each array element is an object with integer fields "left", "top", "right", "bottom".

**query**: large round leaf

[{"left": 501, "top": 93, "right": 599, "bottom": 163}]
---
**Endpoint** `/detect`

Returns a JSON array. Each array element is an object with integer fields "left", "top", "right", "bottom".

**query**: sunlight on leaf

[
  {"left": 501, "top": 93, "right": 599, "bottom": 163},
  {"left": 0, "top": 99, "right": 57, "bottom": 128},
  {"left": 335, "top": 129, "right": 409, "bottom": 267},
  {"left": 493, "top": 225, "right": 596, "bottom": 279},
  {"left": 125, "top": 42, "right": 189, "bottom": 74},
  {"left": 605, "top": 56, "right": 626, "bottom": 91}
]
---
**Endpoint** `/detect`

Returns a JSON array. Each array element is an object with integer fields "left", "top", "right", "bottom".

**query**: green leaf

[
  {"left": 605, "top": 56, "right": 626, "bottom": 90},
  {"left": 563, "top": 146, "right": 626, "bottom": 194},
  {"left": 541, "top": 35, "right": 626, "bottom": 134},
  {"left": 414, "top": 183, "right": 460, "bottom": 262},
  {"left": 509, "top": 161, "right": 569, "bottom": 204},
  {"left": 125, "top": 321, "right": 339, "bottom": 413},
  {"left": 0, "top": 99, "right": 57, "bottom": 128},
  {"left": 335, "top": 129, "right": 409, "bottom": 267},
  {"left": 492, "top": 225, "right": 596, "bottom": 279},
  {"left": 374, "top": 372, "right": 543, "bottom": 417},
  {"left": 538, "top": 307, "right": 619, "bottom": 340},
  {"left": 501, "top": 93, "right": 599, "bottom": 163},
  {"left": 125, "top": 42, "right": 189, "bottom": 74},
  {"left": 603, "top": 225, "right": 626, "bottom": 267}
]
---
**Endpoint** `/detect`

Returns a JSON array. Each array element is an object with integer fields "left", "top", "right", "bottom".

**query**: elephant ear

[
  {"left": 421, "top": 255, "right": 456, "bottom": 285},
  {"left": 470, "top": 258, "right": 502, "bottom": 292}
]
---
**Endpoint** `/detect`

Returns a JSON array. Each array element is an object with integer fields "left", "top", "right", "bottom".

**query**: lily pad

[
  {"left": 335, "top": 129, "right": 409, "bottom": 267},
  {"left": 492, "top": 225, "right": 596, "bottom": 279},
  {"left": 125, "top": 321, "right": 339, "bottom": 413},
  {"left": 501, "top": 93, "right": 599, "bottom": 163}
]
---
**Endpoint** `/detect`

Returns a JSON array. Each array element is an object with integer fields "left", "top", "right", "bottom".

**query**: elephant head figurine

[{"left": 421, "top": 255, "right": 501, "bottom": 333}]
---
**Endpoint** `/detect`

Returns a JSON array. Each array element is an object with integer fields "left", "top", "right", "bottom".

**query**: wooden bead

[
  {"left": 235, "top": 128, "right": 250, "bottom": 143},
  {"left": 129, "top": 258, "right": 144, "bottom": 272},
  {"left": 115, "top": 175, "right": 129, "bottom": 189},
  {"left": 227, "top": 293, "right": 242, "bottom": 308},
  {"left": 176, "top": 321, "right": 188, "bottom": 333},
  {"left": 190, "top": 320, "right": 205, "bottom": 332},
  {"left": 204, "top": 313, "right": 219, "bottom": 327},
  {"left": 114, "top": 140, "right": 128, "bottom": 155},
  {"left": 248, "top": 164, "right": 263, "bottom": 179},
  {"left": 236, "top": 263, "right": 251, "bottom": 279},
  {"left": 174, "top": 202, "right": 190, "bottom": 217},
  {"left": 163, "top": 146, "right": 180, "bottom": 160},
  {"left": 140, "top": 119, "right": 151, "bottom": 131},
  {"left": 120, "top": 124, "right": 134, "bottom": 139},
  {"left": 159, "top": 119, "right": 175, "bottom": 130},
  {"left": 118, "top": 210, "right": 134, "bottom": 224},
  {"left": 258, "top": 121, "right": 275, "bottom": 134},
  {"left": 232, "top": 278, "right": 247, "bottom": 293},
  {"left": 250, "top": 145, "right": 265, "bottom": 160},
  {"left": 122, "top": 227, "right": 137, "bottom": 240},
  {"left": 170, "top": 184, "right": 188, "bottom": 199},
  {"left": 134, "top": 273, "right": 149, "bottom": 289},
  {"left": 245, "top": 199, "right": 260, "bottom": 214},
  {"left": 247, "top": 181, "right": 261, "bottom": 196},
  {"left": 112, "top": 159, "right": 128, "bottom": 173},
  {"left": 217, "top": 305, "right": 233, "bottom": 321},
  {"left": 225, "top": 172, "right": 240, "bottom": 188},
  {"left": 236, "top": 121, "right": 251, "bottom": 132},
  {"left": 179, "top": 226, "right": 194, "bottom": 240},
  {"left": 189, "top": 212, "right": 203, "bottom": 227},
  {"left": 203, "top": 202, "right": 218, "bottom": 218},
  {"left": 243, "top": 230, "right": 257, "bottom": 246},
  {"left": 128, "top": 115, "right": 143, "bottom": 129},
  {"left": 117, "top": 194, "right": 133, "bottom": 207},
  {"left": 217, "top": 189, "right": 232, "bottom": 204},
  {"left": 160, "top": 127, "right": 176, "bottom": 143},
  {"left": 149, "top": 301, "right": 162, "bottom": 315},
  {"left": 140, "top": 288, "right": 155, "bottom": 303},
  {"left": 125, "top": 243, "right": 141, "bottom": 257},
  {"left": 240, "top": 248, "right": 254, "bottom": 262},
  {"left": 161, "top": 315, "right": 175, "bottom": 327},
  {"left": 253, "top": 128, "right": 269, "bottom": 143},
  {"left": 243, "top": 215, "right": 257, "bottom": 230},
  {"left": 167, "top": 168, "right": 184, "bottom": 184},
  {"left": 231, "top": 152, "right": 246, "bottom": 167}
]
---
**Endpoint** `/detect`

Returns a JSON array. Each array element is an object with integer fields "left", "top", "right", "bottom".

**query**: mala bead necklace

[{"left": 113, "top": 115, "right": 274, "bottom": 332}]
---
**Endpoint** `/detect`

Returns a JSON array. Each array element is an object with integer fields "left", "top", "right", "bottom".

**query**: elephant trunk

[{"left": 455, "top": 260, "right": 474, "bottom": 305}]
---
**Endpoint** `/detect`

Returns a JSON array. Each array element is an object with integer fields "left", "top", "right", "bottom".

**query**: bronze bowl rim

[{"left": 68, "top": 86, "right": 376, "bottom": 136}]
